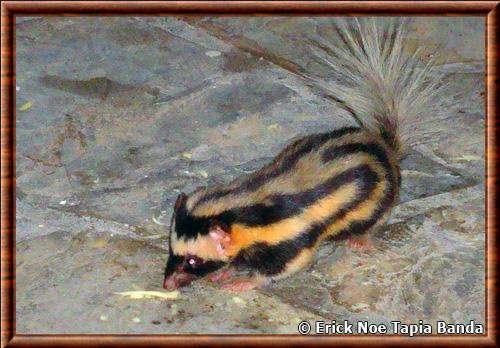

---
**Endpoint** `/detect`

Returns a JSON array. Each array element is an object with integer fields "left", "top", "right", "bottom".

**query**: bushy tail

[{"left": 306, "top": 19, "right": 451, "bottom": 159}]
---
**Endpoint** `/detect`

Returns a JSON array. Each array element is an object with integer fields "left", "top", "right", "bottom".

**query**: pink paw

[
  {"left": 347, "top": 235, "right": 374, "bottom": 251},
  {"left": 222, "top": 278, "right": 262, "bottom": 292},
  {"left": 207, "top": 268, "right": 233, "bottom": 283}
]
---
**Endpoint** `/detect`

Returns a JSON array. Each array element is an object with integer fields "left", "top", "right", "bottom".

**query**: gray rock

[{"left": 187, "top": 145, "right": 217, "bottom": 162}]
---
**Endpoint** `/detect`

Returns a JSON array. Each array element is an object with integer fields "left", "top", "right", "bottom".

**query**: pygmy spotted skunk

[{"left": 163, "top": 19, "right": 448, "bottom": 291}]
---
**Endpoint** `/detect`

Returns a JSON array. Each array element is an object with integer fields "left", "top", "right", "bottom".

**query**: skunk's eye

[{"left": 186, "top": 256, "right": 203, "bottom": 268}]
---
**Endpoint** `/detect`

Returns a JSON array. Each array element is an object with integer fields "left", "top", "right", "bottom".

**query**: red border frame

[{"left": 1, "top": 2, "right": 498, "bottom": 347}]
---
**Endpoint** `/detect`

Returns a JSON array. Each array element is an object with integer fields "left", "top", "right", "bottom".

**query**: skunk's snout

[{"left": 163, "top": 272, "right": 195, "bottom": 290}]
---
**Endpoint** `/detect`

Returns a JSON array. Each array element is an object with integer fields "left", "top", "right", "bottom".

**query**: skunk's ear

[
  {"left": 174, "top": 192, "right": 188, "bottom": 212},
  {"left": 208, "top": 220, "right": 231, "bottom": 256}
]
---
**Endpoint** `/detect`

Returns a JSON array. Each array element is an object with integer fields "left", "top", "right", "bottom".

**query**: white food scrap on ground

[{"left": 114, "top": 290, "right": 180, "bottom": 300}]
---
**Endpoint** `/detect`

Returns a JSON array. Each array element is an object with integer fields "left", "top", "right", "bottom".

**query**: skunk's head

[{"left": 163, "top": 193, "right": 227, "bottom": 290}]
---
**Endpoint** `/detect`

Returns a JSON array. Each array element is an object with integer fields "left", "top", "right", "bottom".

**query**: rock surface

[{"left": 16, "top": 17, "right": 485, "bottom": 334}]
